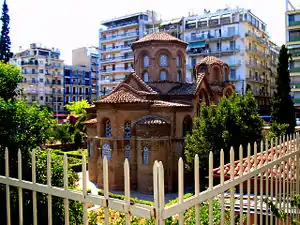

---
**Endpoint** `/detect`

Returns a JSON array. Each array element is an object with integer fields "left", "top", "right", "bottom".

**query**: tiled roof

[
  {"left": 134, "top": 115, "right": 171, "bottom": 125},
  {"left": 210, "top": 85, "right": 224, "bottom": 93},
  {"left": 84, "top": 118, "right": 97, "bottom": 125},
  {"left": 97, "top": 90, "right": 150, "bottom": 104},
  {"left": 133, "top": 32, "right": 187, "bottom": 45},
  {"left": 125, "top": 73, "right": 157, "bottom": 93},
  {"left": 151, "top": 100, "right": 192, "bottom": 108},
  {"left": 213, "top": 142, "right": 297, "bottom": 180},
  {"left": 168, "top": 74, "right": 205, "bottom": 95},
  {"left": 198, "top": 56, "right": 225, "bottom": 66}
]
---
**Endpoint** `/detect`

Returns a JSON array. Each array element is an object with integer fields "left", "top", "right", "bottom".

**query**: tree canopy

[
  {"left": 271, "top": 45, "right": 295, "bottom": 134},
  {"left": 0, "top": 0, "right": 11, "bottom": 63},
  {"left": 184, "top": 92, "right": 263, "bottom": 172}
]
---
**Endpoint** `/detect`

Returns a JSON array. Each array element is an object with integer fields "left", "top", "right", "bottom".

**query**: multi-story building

[
  {"left": 146, "top": 7, "right": 278, "bottom": 114},
  {"left": 98, "top": 10, "right": 159, "bottom": 96},
  {"left": 286, "top": 0, "right": 300, "bottom": 117},
  {"left": 11, "top": 43, "right": 64, "bottom": 115},
  {"left": 72, "top": 47, "right": 100, "bottom": 100},
  {"left": 63, "top": 65, "right": 92, "bottom": 104}
]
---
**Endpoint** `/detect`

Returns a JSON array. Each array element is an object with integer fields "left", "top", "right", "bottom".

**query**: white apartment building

[
  {"left": 11, "top": 43, "right": 64, "bottom": 115},
  {"left": 98, "top": 10, "right": 159, "bottom": 96}
]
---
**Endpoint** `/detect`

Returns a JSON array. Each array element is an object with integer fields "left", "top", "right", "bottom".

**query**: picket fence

[{"left": 1, "top": 134, "right": 300, "bottom": 225}]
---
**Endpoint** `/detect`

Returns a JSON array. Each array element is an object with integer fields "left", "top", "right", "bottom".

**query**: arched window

[
  {"left": 124, "top": 121, "right": 131, "bottom": 138},
  {"left": 125, "top": 145, "right": 131, "bottom": 160},
  {"left": 89, "top": 143, "right": 93, "bottom": 158},
  {"left": 160, "top": 55, "right": 168, "bottom": 66},
  {"left": 105, "top": 120, "right": 111, "bottom": 137},
  {"left": 176, "top": 71, "right": 182, "bottom": 82},
  {"left": 176, "top": 56, "right": 181, "bottom": 67},
  {"left": 143, "top": 147, "right": 149, "bottom": 164},
  {"left": 143, "top": 71, "right": 149, "bottom": 82},
  {"left": 102, "top": 143, "right": 111, "bottom": 160},
  {"left": 160, "top": 70, "right": 167, "bottom": 81},
  {"left": 143, "top": 56, "right": 149, "bottom": 68},
  {"left": 182, "top": 116, "right": 193, "bottom": 137}
]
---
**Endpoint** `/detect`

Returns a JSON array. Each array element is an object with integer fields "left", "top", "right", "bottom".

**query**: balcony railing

[
  {"left": 246, "top": 76, "right": 266, "bottom": 84},
  {"left": 290, "top": 67, "right": 300, "bottom": 73},
  {"left": 228, "top": 60, "right": 242, "bottom": 67},
  {"left": 245, "top": 31, "right": 268, "bottom": 46},
  {"left": 246, "top": 47, "right": 267, "bottom": 58},
  {"left": 100, "top": 31, "right": 139, "bottom": 42},
  {"left": 289, "top": 36, "right": 300, "bottom": 42},
  {"left": 185, "top": 32, "right": 239, "bottom": 43},
  {"left": 246, "top": 61, "right": 268, "bottom": 70},
  {"left": 187, "top": 47, "right": 240, "bottom": 56},
  {"left": 100, "top": 67, "right": 134, "bottom": 74},
  {"left": 289, "top": 20, "right": 300, "bottom": 27},
  {"left": 100, "top": 44, "right": 132, "bottom": 53},
  {"left": 100, "top": 55, "right": 134, "bottom": 63}
]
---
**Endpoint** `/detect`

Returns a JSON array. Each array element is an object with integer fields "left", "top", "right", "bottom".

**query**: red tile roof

[
  {"left": 213, "top": 141, "right": 297, "bottom": 180},
  {"left": 98, "top": 90, "right": 150, "bottom": 104},
  {"left": 132, "top": 32, "right": 187, "bottom": 45},
  {"left": 151, "top": 100, "right": 192, "bottom": 108}
]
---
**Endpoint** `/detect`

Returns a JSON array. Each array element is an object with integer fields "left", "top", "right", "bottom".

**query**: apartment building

[
  {"left": 98, "top": 10, "right": 159, "bottom": 95},
  {"left": 72, "top": 47, "right": 100, "bottom": 100},
  {"left": 11, "top": 43, "right": 64, "bottom": 115},
  {"left": 146, "top": 7, "right": 278, "bottom": 114},
  {"left": 64, "top": 65, "right": 92, "bottom": 104}
]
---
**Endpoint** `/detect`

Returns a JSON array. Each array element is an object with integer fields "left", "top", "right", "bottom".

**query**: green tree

[
  {"left": 65, "top": 100, "right": 90, "bottom": 115},
  {"left": 0, "top": 0, "right": 11, "bottom": 63},
  {"left": 0, "top": 62, "right": 22, "bottom": 100},
  {"left": 271, "top": 45, "right": 295, "bottom": 134},
  {"left": 185, "top": 92, "right": 263, "bottom": 173}
]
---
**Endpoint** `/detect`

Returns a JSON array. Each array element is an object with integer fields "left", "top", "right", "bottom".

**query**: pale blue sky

[{"left": 4, "top": 0, "right": 285, "bottom": 64}]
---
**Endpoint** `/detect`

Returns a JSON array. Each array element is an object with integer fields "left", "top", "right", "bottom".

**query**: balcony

[
  {"left": 185, "top": 32, "right": 239, "bottom": 43},
  {"left": 246, "top": 61, "right": 268, "bottom": 71},
  {"left": 23, "top": 89, "right": 38, "bottom": 94},
  {"left": 102, "top": 21, "right": 138, "bottom": 32},
  {"left": 252, "top": 90, "right": 271, "bottom": 97},
  {"left": 290, "top": 67, "right": 300, "bottom": 73},
  {"left": 228, "top": 60, "right": 242, "bottom": 68},
  {"left": 289, "top": 36, "right": 300, "bottom": 42},
  {"left": 100, "top": 44, "right": 132, "bottom": 53},
  {"left": 246, "top": 76, "right": 266, "bottom": 84},
  {"left": 100, "top": 31, "right": 139, "bottom": 43},
  {"left": 22, "top": 62, "right": 38, "bottom": 66},
  {"left": 100, "top": 67, "right": 133, "bottom": 74},
  {"left": 245, "top": 31, "right": 268, "bottom": 46},
  {"left": 101, "top": 55, "right": 133, "bottom": 63},
  {"left": 246, "top": 47, "right": 267, "bottom": 58},
  {"left": 289, "top": 20, "right": 300, "bottom": 27}
]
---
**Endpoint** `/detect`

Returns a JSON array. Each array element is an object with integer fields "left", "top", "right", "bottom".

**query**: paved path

[{"left": 77, "top": 171, "right": 179, "bottom": 203}]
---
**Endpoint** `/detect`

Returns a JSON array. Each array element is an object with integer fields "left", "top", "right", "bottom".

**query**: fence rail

[{"left": 1, "top": 134, "right": 300, "bottom": 224}]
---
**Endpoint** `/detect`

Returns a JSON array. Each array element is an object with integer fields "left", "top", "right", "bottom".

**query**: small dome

[{"left": 198, "top": 56, "right": 225, "bottom": 66}]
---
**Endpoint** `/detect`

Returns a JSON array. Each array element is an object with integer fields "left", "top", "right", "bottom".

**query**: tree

[
  {"left": 271, "top": 45, "right": 295, "bottom": 134},
  {"left": 184, "top": 92, "right": 263, "bottom": 173},
  {"left": 65, "top": 100, "right": 90, "bottom": 115},
  {"left": 0, "top": 62, "right": 22, "bottom": 100},
  {"left": 0, "top": 0, "right": 11, "bottom": 63}
]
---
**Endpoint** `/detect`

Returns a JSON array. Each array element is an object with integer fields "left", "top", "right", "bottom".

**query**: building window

[
  {"left": 230, "top": 40, "right": 236, "bottom": 50},
  {"left": 160, "top": 55, "right": 168, "bottom": 66},
  {"left": 143, "top": 71, "right": 149, "bottom": 82},
  {"left": 176, "top": 56, "right": 181, "bottom": 67},
  {"left": 144, "top": 56, "right": 149, "bottom": 68},
  {"left": 230, "top": 69, "right": 237, "bottom": 80},
  {"left": 124, "top": 145, "right": 130, "bottom": 160},
  {"left": 39, "top": 69, "right": 43, "bottom": 73},
  {"left": 39, "top": 78, "right": 43, "bottom": 83},
  {"left": 102, "top": 143, "right": 111, "bottom": 160},
  {"left": 105, "top": 120, "right": 111, "bottom": 137},
  {"left": 176, "top": 71, "right": 182, "bottom": 82},
  {"left": 89, "top": 143, "right": 93, "bottom": 158},
  {"left": 40, "top": 96, "right": 43, "bottom": 101},
  {"left": 143, "top": 147, "right": 149, "bottom": 164},
  {"left": 160, "top": 70, "right": 167, "bottom": 81},
  {"left": 124, "top": 121, "right": 131, "bottom": 138}
]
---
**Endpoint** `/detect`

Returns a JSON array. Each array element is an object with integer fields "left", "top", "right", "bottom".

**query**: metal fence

[{"left": 1, "top": 134, "right": 300, "bottom": 224}]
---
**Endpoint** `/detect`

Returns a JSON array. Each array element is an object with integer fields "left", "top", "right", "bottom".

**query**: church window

[
  {"left": 105, "top": 120, "right": 111, "bottom": 137},
  {"left": 160, "top": 55, "right": 168, "bottom": 66},
  {"left": 124, "top": 121, "right": 131, "bottom": 138},
  {"left": 143, "top": 147, "right": 149, "bottom": 164},
  {"left": 176, "top": 56, "right": 181, "bottom": 67},
  {"left": 176, "top": 71, "right": 182, "bottom": 82},
  {"left": 102, "top": 143, "right": 111, "bottom": 160},
  {"left": 89, "top": 143, "right": 93, "bottom": 158},
  {"left": 144, "top": 56, "right": 149, "bottom": 68},
  {"left": 143, "top": 71, "right": 149, "bottom": 82},
  {"left": 125, "top": 145, "right": 131, "bottom": 160},
  {"left": 160, "top": 70, "right": 167, "bottom": 81}
]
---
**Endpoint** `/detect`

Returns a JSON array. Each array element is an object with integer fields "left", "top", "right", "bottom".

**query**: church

[{"left": 84, "top": 32, "right": 235, "bottom": 193}]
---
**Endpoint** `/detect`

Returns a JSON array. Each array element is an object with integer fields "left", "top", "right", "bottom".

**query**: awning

[
  {"left": 187, "top": 20, "right": 197, "bottom": 24},
  {"left": 188, "top": 41, "right": 206, "bottom": 49},
  {"left": 160, "top": 18, "right": 182, "bottom": 26}
]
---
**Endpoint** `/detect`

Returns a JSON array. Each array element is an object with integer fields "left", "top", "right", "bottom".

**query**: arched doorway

[{"left": 182, "top": 115, "right": 193, "bottom": 137}]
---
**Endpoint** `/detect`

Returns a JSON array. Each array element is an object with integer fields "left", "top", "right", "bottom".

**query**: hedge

[{"left": 70, "top": 162, "right": 88, "bottom": 173}]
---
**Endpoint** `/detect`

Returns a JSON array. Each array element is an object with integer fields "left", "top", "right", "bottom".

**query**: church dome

[{"left": 198, "top": 56, "right": 225, "bottom": 66}]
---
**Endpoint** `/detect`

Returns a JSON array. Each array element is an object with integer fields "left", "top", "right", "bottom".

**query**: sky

[{"left": 4, "top": 0, "right": 287, "bottom": 64}]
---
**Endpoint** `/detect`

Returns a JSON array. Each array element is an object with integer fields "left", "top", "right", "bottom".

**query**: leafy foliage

[
  {"left": 267, "top": 122, "right": 289, "bottom": 140},
  {"left": 185, "top": 92, "right": 263, "bottom": 172},
  {"left": 271, "top": 45, "right": 295, "bottom": 134},
  {"left": 65, "top": 100, "right": 90, "bottom": 115},
  {"left": 0, "top": 0, "right": 12, "bottom": 63},
  {"left": 54, "top": 122, "right": 73, "bottom": 144},
  {"left": 0, "top": 62, "right": 23, "bottom": 100}
]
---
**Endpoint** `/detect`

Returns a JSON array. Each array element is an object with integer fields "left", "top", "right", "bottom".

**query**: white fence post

[
  {"left": 220, "top": 150, "right": 225, "bottom": 225},
  {"left": 239, "top": 145, "right": 243, "bottom": 225},
  {"left": 32, "top": 150, "right": 37, "bottom": 225},
  {"left": 178, "top": 158, "right": 184, "bottom": 225},
  {"left": 153, "top": 161, "right": 159, "bottom": 224},
  {"left": 158, "top": 161, "right": 165, "bottom": 225},
  {"left": 82, "top": 156, "right": 88, "bottom": 225},
  {"left": 194, "top": 154, "right": 200, "bottom": 225},
  {"left": 124, "top": 159, "right": 131, "bottom": 225},
  {"left": 18, "top": 149, "right": 23, "bottom": 225},
  {"left": 5, "top": 148, "right": 10, "bottom": 225},
  {"left": 103, "top": 156, "right": 109, "bottom": 224},
  {"left": 63, "top": 153, "right": 69, "bottom": 225},
  {"left": 254, "top": 142, "right": 258, "bottom": 224},
  {"left": 230, "top": 147, "right": 235, "bottom": 225},
  {"left": 47, "top": 150, "right": 52, "bottom": 225},
  {"left": 208, "top": 152, "right": 213, "bottom": 225}
]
